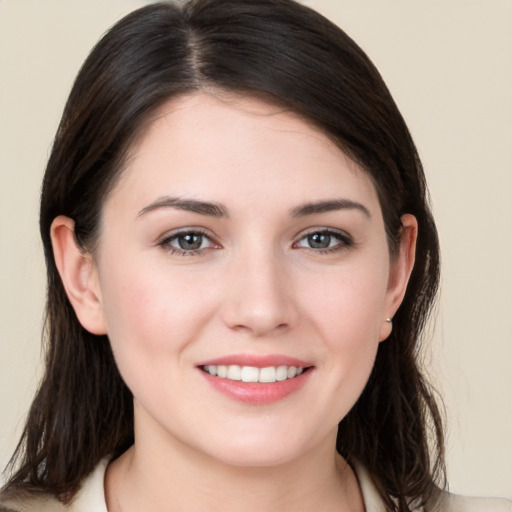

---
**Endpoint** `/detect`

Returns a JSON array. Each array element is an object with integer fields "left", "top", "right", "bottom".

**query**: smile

[{"left": 202, "top": 365, "right": 305, "bottom": 383}]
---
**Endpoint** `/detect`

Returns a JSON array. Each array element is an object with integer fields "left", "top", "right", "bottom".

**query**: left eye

[
  {"left": 162, "top": 231, "right": 214, "bottom": 252},
  {"left": 295, "top": 230, "right": 349, "bottom": 251}
]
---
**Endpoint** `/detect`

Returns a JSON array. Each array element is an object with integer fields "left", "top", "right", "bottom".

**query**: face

[{"left": 76, "top": 93, "right": 414, "bottom": 467}]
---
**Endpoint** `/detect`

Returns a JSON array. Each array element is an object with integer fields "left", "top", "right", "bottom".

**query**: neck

[{"left": 106, "top": 437, "right": 363, "bottom": 512}]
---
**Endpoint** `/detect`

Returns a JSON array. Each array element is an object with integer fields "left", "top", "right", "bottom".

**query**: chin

[
  {"left": 209, "top": 445, "right": 303, "bottom": 468},
  {"left": 195, "top": 426, "right": 326, "bottom": 469}
]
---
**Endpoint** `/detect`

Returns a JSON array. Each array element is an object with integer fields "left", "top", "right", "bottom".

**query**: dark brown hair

[{"left": 3, "top": 1, "right": 444, "bottom": 510}]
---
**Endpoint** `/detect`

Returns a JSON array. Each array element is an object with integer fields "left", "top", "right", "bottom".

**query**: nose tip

[
  {"left": 220, "top": 261, "right": 296, "bottom": 338},
  {"left": 230, "top": 315, "right": 290, "bottom": 338}
]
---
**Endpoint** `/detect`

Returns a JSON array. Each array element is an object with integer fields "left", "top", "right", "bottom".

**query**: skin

[{"left": 51, "top": 92, "right": 417, "bottom": 512}]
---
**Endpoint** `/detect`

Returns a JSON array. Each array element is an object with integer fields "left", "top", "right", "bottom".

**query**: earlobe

[
  {"left": 379, "top": 214, "right": 418, "bottom": 341},
  {"left": 50, "top": 216, "right": 107, "bottom": 335}
]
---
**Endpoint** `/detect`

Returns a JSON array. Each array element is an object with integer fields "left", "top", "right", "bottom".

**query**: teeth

[
  {"left": 276, "top": 366, "right": 288, "bottom": 381},
  {"left": 227, "top": 365, "right": 242, "bottom": 381},
  {"left": 203, "top": 365, "right": 306, "bottom": 383},
  {"left": 241, "top": 366, "right": 259, "bottom": 382},
  {"left": 259, "top": 366, "right": 276, "bottom": 383}
]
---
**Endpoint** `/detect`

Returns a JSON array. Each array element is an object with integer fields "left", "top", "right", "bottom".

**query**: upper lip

[{"left": 197, "top": 354, "right": 313, "bottom": 368}]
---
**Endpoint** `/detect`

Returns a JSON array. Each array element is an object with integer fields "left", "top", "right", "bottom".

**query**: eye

[
  {"left": 159, "top": 230, "right": 217, "bottom": 255},
  {"left": 294, "top": 229, "right": 352, "bottom": 252}
]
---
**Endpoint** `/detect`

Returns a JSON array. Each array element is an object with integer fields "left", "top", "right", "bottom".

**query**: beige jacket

[{"left": 1, "top": 458, "right": 510, "bottom": 512}]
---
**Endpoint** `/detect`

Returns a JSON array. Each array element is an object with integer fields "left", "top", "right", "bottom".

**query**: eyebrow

[
  {"left": 291, "top": 198, "right": 371, "bottom": 218},
  {"left": 137, "top": 197, "right": 229, "bottom": 218},
  {"left": 137, "top": 196, "right": 370, "bottom": 220}
]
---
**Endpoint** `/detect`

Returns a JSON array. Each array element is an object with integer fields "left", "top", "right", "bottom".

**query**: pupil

[
  {"left": 179, "top": 233, "right": 202, "bottom": 250},
  {"left": 309, "top": 233, "right": 330, "bottom": 249}
]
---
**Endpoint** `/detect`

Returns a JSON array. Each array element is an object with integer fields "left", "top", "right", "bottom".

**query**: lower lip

[{"left": 199, "top": 369, "right": 312, "bottom": 405}]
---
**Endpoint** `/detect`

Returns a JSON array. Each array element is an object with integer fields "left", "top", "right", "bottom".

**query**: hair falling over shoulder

[{"left": 2, "top": 1, "right": 445, "bottom": 510}]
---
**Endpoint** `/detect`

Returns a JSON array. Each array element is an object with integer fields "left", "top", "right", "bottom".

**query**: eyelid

[
  {"left": 157, "top": 227, "right": 221, "bottom": 255},
  {"left": 293, "top": 226, "right": 352, "bottom": 241},
  {"left": 292, "top": 227, "right": 354, "bottom": 252}
]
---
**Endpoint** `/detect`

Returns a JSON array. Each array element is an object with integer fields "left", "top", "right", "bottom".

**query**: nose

[{"left": 220, "top": 249, "right": 297, "bottom": 338}]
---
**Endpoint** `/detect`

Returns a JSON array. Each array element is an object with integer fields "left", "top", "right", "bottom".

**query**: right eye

[{"left": 159, "top": 230, "right": 217, "bottom": 255}]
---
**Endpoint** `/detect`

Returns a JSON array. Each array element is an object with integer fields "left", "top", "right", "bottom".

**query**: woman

[{"left": 0, "top": 1, "right": 510, "bottom": 511}]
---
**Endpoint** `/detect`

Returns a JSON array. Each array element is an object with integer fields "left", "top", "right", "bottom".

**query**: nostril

[{"left": 230, "top": 321, "right": 290, "bottom": 337}]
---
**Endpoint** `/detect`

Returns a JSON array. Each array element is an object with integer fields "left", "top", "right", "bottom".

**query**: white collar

[{"left": 70, "top": 458, "right": 389, "bottom": 512}]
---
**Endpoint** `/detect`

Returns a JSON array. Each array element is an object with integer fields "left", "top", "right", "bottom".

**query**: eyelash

[
  {"left": 158, "top": 228, "right": 353, "bottom": 256},
  {"left": 158, "top": 229, "right": 218, "bottom": 256},
  {"left": 293, "top": 228, "right": 353, "bottom": 254}
]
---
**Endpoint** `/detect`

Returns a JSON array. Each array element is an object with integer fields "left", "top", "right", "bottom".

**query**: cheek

[
  {"left": 302, "top": 261, "right": 389, "bottom": 346},
  {"left": 297, "top": 261, "right": 389, "bottom": 407},
  {"left": 98, "top": 262, "right": 216, "bottom": 377}
]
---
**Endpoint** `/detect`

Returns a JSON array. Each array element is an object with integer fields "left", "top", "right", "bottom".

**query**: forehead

[{"left": 105, "top": 92, "right": 381, "bottom": 218}]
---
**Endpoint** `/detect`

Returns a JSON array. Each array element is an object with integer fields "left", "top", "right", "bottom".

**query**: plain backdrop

[{"left": 0, "top": 0, "right": 511, "bottom": 498}]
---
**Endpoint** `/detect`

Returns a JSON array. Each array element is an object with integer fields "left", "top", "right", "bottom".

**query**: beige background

[{"left": 0, "top": 0, "right": 511, "bottom": 498}]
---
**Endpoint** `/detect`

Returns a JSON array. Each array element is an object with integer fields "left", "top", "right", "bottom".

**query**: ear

[
  {"left": 50, "top": 216, "right": 107, "bottom": 335},
  {"left": 379, "top": 214, "right": 418, "bottom": 341}
]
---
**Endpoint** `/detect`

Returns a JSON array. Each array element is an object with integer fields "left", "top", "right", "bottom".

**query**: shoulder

[
  {"left": 0, "top": 491, "right": 67, "bottom": 512},
  {"left": 0, "top": 458, "right": 109, "bottom": 512},
  {"left": 353, "top": 461, "right": 511, "bottom": 512},
  {"left": 433, "top": 492, "right": 512, "bottom": 512}
]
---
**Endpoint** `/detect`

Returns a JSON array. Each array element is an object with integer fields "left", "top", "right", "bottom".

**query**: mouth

[
  {"left": 201, "top": 364, "right": 308, "bottom": 383},
  {"left": 197, "top": 356, "right": 314, "bottom": 405}
]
